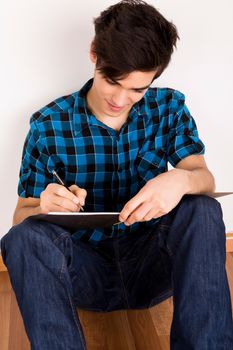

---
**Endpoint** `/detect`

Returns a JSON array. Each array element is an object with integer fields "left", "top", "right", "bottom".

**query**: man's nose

[{"left": 112, "top": 89, "right": 128, "bottom": 106}]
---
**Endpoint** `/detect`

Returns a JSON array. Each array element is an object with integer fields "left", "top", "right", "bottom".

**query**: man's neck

[{"left": 86, "top": 88, "right": 130, "bottom": 131}]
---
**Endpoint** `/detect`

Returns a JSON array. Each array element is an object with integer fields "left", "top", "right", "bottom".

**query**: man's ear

[{"left": 90, "top": 41, "right": 97, "bottom": 64}]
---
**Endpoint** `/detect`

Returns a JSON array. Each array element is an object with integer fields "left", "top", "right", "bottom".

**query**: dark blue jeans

[{"left": 1, "top": 195, "right": 233, "bottom": 349}]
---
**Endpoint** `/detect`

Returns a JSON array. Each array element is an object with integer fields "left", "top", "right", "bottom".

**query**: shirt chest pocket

[{"left": 135, "top": 149, "right": 167, "bottom": 184}]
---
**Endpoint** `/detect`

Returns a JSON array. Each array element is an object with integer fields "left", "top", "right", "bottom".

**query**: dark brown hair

[{"left": 92, "top": 0, "right": 179, "bottom": 81}]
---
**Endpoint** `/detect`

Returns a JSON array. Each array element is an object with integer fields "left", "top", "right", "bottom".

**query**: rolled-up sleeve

[
  {"left": 18, "top": 118, "right": 53, "bottom": 198},
  {"left": 167, "top": 96, "right": 205, "bottom": 167}
]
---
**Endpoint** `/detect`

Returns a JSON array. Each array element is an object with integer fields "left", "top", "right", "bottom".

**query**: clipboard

[
  {"left": 30, "top": 212, "right": 121, "bottom": 230},
  {"left": 202, "top": 192, "right": 233, "bottom": 198}
]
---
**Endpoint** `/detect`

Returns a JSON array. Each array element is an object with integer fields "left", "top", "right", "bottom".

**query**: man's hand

[
  {"left": 40, "top": 183, "right": 87, "bottom": 214},
  {"left": 119, "top": 169, "right": 190, "bottom": 226}
]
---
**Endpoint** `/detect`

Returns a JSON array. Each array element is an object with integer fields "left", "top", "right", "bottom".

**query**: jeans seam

[
  {"left": 53, "top": 231, "right": 70, "bottom": 245},
  {"left": 67, "top": 293, "right": 87, "bottom": 349},
  {"left": 59, "top": 256, "right": 67, "bottom": 281},
  {"left": 117, "top": 260, "right": 130, "bottom": 308},
  {"left": 156, "top": 224, "right": 175, "bottom": 259},
  {"left": 115, "top": 240, "right": 130, "bottom": 309},
  {"left": 166, "top": 243, "right": 175, "bottom": 259},
  {"left": 157, "top": 224, "right": 170, "bottom": 229},
  {"left": 60, "top": 257, "right": 86, "bottom": 349},
  {"left": 50, "top": 230, "right": 86, "bottom": 348}
]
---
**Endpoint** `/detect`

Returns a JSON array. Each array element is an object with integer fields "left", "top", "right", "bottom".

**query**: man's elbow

[{"left": 207, "top": 170, "right": 216, "bottom": 193}]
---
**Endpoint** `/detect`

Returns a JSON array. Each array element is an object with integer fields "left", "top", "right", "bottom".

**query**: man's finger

[
  {"left": 143, "top": 208, "right": 158, "bottom": 221},
  {"left": 52, "top": 194, "right": 80, "bottom": 212},
  {"left": 47, "top": 202, "right": 71, "bottom": 213},
  {"left": 119, "top": 193, "right": 145, "bottom": 222},
  {"left": 123, "top": 202, "right": 153, "bottom": 225},
  {"left": 52, "top": 184, "right": 81, "bottom": 205},
  {"left": 69, "top": 185, "right": 87, "bottom": 206}
]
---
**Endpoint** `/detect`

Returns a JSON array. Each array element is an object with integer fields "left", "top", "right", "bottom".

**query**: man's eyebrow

[
  {"left": 132, "top": 84, "right": 151, "bottom": 90},
  {"left": 109, "top": 78, "right": 151, "bottom": 90}
]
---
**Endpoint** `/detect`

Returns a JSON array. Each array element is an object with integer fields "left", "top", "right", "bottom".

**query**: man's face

[{"left": 89, "top": 69, "right": 156, "bottom": 118}]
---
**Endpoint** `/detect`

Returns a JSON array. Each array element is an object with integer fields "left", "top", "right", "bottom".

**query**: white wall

[{"left": 0, "top": 0, "right": 233, "bottom": 238}]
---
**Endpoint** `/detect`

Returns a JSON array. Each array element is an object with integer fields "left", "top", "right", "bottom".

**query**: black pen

[{"left": 52, "top": 170, "right": 84, "bottom": 211}]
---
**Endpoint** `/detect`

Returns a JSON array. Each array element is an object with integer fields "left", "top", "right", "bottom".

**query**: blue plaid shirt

[{"left": 18, "top": 78, "right": 205, "bottom": 246}]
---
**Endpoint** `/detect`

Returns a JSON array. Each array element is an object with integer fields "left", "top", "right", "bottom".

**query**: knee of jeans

[
  {"left": 174, "top": 195, "right": 225, "bottom": 236},
  {"left": 181, "top": 194, "right": 222, "bottom": 216},
  {"left": 166, "top": 195, "right": 226, "bottom": 256},
  {"left": 1, "top": 219, "right": 44, "bottom": 263},
  {"left": 180, "top": 195, "right": 225, "bottom": 240}
]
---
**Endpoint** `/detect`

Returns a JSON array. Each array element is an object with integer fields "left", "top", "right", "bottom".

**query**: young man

[{"left": 1, "top": 0, "right": 233, "bottom": 349}]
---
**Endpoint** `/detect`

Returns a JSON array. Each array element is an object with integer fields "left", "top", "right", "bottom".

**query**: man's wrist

[{"left": 172, "top": 168, "right": 191, "bottom": 195}]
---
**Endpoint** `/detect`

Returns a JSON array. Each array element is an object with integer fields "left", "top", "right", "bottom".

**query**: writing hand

[{"left": 40, "top": 183, "right": 87, "bottom": 214}]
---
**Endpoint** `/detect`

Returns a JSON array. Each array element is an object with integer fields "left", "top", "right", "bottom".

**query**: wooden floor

[{"left": 1, "top": 252, "right": 233, "bottom": 350}]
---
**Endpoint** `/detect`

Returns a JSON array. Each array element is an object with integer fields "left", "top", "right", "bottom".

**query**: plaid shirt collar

[{"left": 72, "top": 78, "right": 147, "bottom": 135}]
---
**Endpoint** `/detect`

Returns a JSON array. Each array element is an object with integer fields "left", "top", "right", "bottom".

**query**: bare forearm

[
  {"left": 174, "top": 167, "right": 216, "bottom": 195},
  {"left": 13, "top": 205, "right": 41, "bottom": 226}
]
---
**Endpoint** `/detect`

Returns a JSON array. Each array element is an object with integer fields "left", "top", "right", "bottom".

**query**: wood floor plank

[
  {"left": 78, "top": 309, "right": 108, "bottom": 350},
  {"left": 8, "top": 289, "right": 30, "bottom": 350},
  {"left": 104, "top": 310, "right": 136, "bottom": 350},
  {"left": 0, "top": 273, "right": 11, "bottom": 350},
  {"left": 0, "top": 271, "right": 11, "bottom": 293},
  {"left": 226, "top": 252, "right": 233, "bottom": 312},
  {"left": 127, "top": 309, "right": 162, "bottom": 350},
  {"left": 0, "top": 256, "right": 7, "bottom": 272},
  {"left": 157, "top": 335, "right": 170, "bottom": 350},
  {"left": 78, "top": 309, "right": 136, "bottom": 350},
  {"left": 150, "top": 298, "right": 173, "bottom": 336}
]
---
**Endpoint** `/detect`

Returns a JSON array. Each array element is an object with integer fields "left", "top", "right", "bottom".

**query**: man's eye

[
  {"left": 105, "top": 79, "right": 116, "bottom": 85},
  {"left": 134, "top": 90, "right": 144, "bottom": 94}
]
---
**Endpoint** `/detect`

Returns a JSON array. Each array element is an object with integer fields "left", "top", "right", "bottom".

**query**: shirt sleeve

[
  {"left": 167, "top": 95, "right": 205, "bottom": 167},
  {"left": 18, "top": 117, "right": 53, "bottom": 198}
]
